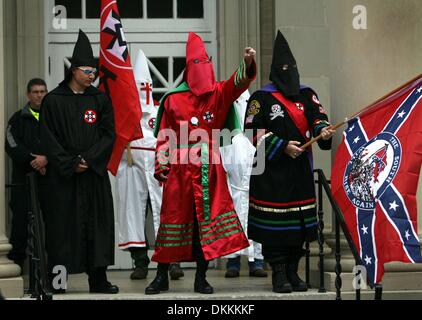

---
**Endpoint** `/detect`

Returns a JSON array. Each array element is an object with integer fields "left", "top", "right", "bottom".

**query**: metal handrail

[
  {"left": 313, "top": 169, "right": 383, "bottom": 300},
  {"left": 26, "top": 173, "right": 52, "bottom": 300}
]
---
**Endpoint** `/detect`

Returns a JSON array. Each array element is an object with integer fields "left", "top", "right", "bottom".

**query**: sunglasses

[{"left": 77, "top": 67, "right": 97, "bottom": 75}]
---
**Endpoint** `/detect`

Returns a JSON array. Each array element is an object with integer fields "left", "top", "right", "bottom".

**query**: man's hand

[
  {"left": 159, "top": 172, "right": 169, "bottom": 182},
  {"left": 284, "top": 141, "right": 304, "bottom": 159},
  {"left": 321, "top": 126, "right": 336, "bottom": 141},
  {"left": 75, "top": 159, "right": 88, "bottom": 173},
  {"left": 30, "top": 154, "right": 48, "bottom": 171},
  {"left": 244, "top": 47, "right": 256, "bottom": 68},
  {"left": 39, "top": 167, "right": 47, "bottom": 176}
]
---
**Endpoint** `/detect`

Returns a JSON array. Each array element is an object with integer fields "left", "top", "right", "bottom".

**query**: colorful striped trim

[
  {"left": 155, "top": 240, "right": 193, "bottom": 247},
  {"left": 249, "top": 215, "right": 318, "bottom": 226},
  {"left": 201, "top": 143, "right": 211, "bottom": 221},
  {"left": 265, "top": 136, "right": 278, "bottom": 157},
  {"left": 200, "top": 228, "right": 244, "bottom": 245},
  {"left": 253, "top": 129, "right": 267, "bottom": 144},
  {"left": 156, "top": 234, "right": 193, "bottom": 241},
  {"left": 257, "top": 132, "right": 273, "bottom": 149},
  {"left": 249, "top": 220, "right": 319, "bottom": 231},
  {"left": 200, "top": 217, "right": 238, "bottom": 232},
  {"left": 160, "top": 222, "right": 194, "bottom": 229},
  {"left": 158, "top": 228, "right": 194, "bottom": 235},
  {"left": 158, "top": 159, "right": 169, "bottom": 165},
  {"left": 177, "top": 143, "right": 202, "bottom": 149},
  {"left": 268, "top": 138, "right": 284, "bottom": 161},
  {"left": 118, "top": 241, "right": 146, "bottom": 247},
  {"left": 249, "top": 197, "right": 316, "bottom": 208},
  {"left": 199, "top": 211, "right": 236, "bottom": 226},
  {"left": 201, "top": 221, "right": 241, "bottom": 239},
  {"left": 250, "top": 202, "right": 317, "bottom": 213},
  {"left": 234, "top": 59, "right": 247, "bottom": 87}
]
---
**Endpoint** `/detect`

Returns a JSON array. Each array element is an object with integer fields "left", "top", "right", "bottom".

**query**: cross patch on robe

[
  {"left": 203, "top": 111, "right": 214, "bottom": 123},
  {"left": 84, "top": 110, "right": 97, "bottom": 124},
  {"left": 141, "top": 82, "right": 152, "bottom": 105},
  {"left": 148, "top": 117, "right": 156, "bottom": 129}
]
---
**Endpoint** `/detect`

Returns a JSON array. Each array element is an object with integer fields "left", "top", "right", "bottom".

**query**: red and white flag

[
  {"left": 331, "top": 75, "right": 422, "bottom": 284},
  {"left": 99, "top": 0, "right": 143, "bottom": 175}
]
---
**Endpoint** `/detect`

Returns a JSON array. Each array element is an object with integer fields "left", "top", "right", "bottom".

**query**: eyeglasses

[{"left": 77, "top": 67, "right": 97, "bottom": 76}]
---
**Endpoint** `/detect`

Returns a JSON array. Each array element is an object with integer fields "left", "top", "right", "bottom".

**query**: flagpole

[
  {"left": 126, "top": 145, "right": 133, "bottom": 167},
  {"left": 301, "top": 73, "right": 422, "bottom": 149}
]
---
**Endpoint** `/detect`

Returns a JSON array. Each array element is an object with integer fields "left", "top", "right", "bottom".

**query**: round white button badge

[{"left": 191, "top": 117, "right": 199, "bottom": 126}]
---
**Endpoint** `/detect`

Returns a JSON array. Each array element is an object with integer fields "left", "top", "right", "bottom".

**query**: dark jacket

[{"left": 5, "top": 104, "right": 45, "bottom": 183}]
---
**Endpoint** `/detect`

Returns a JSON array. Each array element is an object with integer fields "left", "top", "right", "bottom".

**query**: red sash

[{"left": 271, "top": 92, "right": 310, "bottom": 142}]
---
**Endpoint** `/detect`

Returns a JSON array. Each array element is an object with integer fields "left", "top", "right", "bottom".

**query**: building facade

[{"left": 0, "top": 0, "right": 422, "bottom": 297}]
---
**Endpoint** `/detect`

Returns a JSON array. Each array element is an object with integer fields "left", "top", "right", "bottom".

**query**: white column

[{"left": 0, "top": 0, "right": 24, "bottom": 298}]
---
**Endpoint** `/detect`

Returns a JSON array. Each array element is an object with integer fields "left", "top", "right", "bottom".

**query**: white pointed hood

[
  {"left": 233, "top": 90, "right": 250, "bottom": 131},
  {"left": 134, "top": 49, "right": 155, "bottom": 114}
]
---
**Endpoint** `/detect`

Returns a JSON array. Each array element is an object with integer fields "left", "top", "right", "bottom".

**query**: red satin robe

[{"left": 152, "top": 61, "right": 256, "bottom": 263}]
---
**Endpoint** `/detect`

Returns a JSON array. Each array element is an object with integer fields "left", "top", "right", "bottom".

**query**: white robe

[
  {"left": 220, "top": 134, "right": 263, "bottom": 261},
  {"left": 116, "top": 110, "right": 162, "bottom": 250}
]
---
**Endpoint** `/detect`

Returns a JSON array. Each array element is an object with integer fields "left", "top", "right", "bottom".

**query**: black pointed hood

[
  {"left": 62, "top": 30, "right": 96, "bottom": 84},
  {"left": 269, "top": 30, "right": 300, "bottom": 98},
  {"left": 71, "top": 29, "right": 96, "bottom": 68}
]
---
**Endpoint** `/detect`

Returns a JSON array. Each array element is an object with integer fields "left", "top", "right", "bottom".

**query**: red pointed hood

[{"left": 185, "top": 32, "right": 216, "bottom": 96}]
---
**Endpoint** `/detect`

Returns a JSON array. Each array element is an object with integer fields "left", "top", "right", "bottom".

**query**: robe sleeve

[
  {"left": 40, "top": 96, "right": 81, "bottom": 178},
  {"left": 214, "top": 59, "right": 257, "bottom": 123},
  {"left": 5, "top": 112, "right": 34, "bottom": 164},
  {"left": 244, "top": 92, "right": 288, "bottom": 163},
  {"left": 154, "top": 99, "right": 172, "bottom": 182},
  {"left": 80, "top": 95, "right": 115, "bottom": 176},
  {"left": 303, "top": 89, "right": 332, "bottom": 150}
]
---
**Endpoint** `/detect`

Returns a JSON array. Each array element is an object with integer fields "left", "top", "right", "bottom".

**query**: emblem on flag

[
  {"left": 99, "top": 0, "right": 143, "bottom": 176},
  {"left": 332, "top": 77, "right": 422, "bottom": 285},
  {"left": 84, "top": 109, "right": 97, "bottom": 123}
]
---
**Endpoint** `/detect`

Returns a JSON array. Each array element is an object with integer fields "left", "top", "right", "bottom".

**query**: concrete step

[
  {"left": 17, "top": 269, "right": 336, "bottom": 300},
  {"left": 14, "top": 270, "right": 422, "bottom": 300}
]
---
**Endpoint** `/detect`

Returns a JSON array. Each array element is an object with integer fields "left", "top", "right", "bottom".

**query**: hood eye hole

[
  {"left": 282, "top": 65, "right": 289, "bottom": 71},
  {"left": 194, "top": 59, "right": 200, "bottom": 64}
]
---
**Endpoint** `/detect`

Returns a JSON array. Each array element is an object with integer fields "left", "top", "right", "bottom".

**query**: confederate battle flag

[
  {"left": 99, "top": 0, "right": 143, "bottom": 175},
  {"left": 331, "top": 75, "right": 422, "bottom": 285}
]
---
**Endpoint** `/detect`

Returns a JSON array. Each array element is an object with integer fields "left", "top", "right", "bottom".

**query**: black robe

[
  {"left": 245, "top": 84, "right": 332, "bottom": 248},
  {"left": 40, "top": 83, "right": 115, "bottom": 274}
]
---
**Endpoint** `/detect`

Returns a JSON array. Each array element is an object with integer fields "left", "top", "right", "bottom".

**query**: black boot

[
  {"left": 130, "top": 247, "right": 150, "bottom": 280},
  {"left": 270, "top": 262, "right": 292, "bottom": 293},
  {"left": 287, "top": 256, "right": 308, "bottom": 292},
  {"left": 194, "top": 259, "right": 213, "bottom": 294},
  {"left": 145, "top": 263, "right": 169, "bottom": 295},
  {"left": 88, "top": 267, "right": 119, "bottom": 294},
  {"left": 169, "top": 262, "right": 184, "bottom": 280}
]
